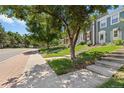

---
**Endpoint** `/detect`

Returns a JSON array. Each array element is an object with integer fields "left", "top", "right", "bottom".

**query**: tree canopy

[
  {"left": 0, "top": 24, "right": 33, "bottom": 48},
  {"left": 0, "top": 5, "right": 118, "bottom": 61}
]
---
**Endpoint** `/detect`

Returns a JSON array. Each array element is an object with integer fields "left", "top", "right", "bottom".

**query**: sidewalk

[
  {"left": 14, "top": 51, "right": 109, "bottom": 88},
  {"left": 0, "top": 53, "right": 29, "bottom": 88},
  {"left": 10, "top": 47, "right": 124, "bottom": 88},
  {"left": 15, "top": 53, "right": 61, "bottom": 88}
]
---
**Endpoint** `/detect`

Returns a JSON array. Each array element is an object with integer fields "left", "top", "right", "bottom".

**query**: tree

[
  {"left": 0, "top": 24, "right": 5, "bottom": 48},
  {"left": 7, "top": 31, "right": 20, "bottom": 47},
  {"left": 26, "top": 13, "right": 60, "bottom": 49},
  {"left": 23, "top": 34, "right": 31, "bottom": 48},
  {"left": 0, "top": 23, "right": 33, "bottom": 48},
  {"left": 7, "top": 31, "right": 30, "bottom": 48},
  {"left": 1, "top": 5, "right": 118, "bottom": 61},
  {"left": 0, "top": 24, "right": 8, "bottom": 48},
  {"left": 35, "top": 6, "right": 117, "bottom": 61}
]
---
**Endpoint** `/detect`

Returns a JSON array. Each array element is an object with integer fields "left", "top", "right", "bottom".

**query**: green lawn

[
  {"left": 48, "top": 45, "right": 123, "bottom": 75},
  {"left": 87, "top": 44, "right": 122, "bottom": 53},
  {"left": 99, "top": 65, "right": 124, "bottom": 88},
  {"left": 48, "top": 58, "right": 75, "bottom": 75},
  {"left": 40, "top": 45, "right": 88, "bottom": 58},
  {"left": 78, "top": 45, "right": 122, "bottom": 62}
]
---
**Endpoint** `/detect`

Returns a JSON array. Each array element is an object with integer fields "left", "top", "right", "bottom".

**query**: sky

[
  {"left": 0, "top": 6, "right": 123, "bottom": 35},
  {"left": 0, "top": 15, "right": 28, "bottom": 35}
]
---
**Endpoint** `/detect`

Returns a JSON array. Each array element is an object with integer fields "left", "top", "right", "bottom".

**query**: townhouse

[
  {"left": 63, "top": 8, "right": 124, "bottom": 46},
  {"left": 91, "top": 8, "right": 124, "bottom": 45}
]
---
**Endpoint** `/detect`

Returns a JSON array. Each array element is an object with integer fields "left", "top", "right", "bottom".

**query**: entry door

[{"left": 99, "top": 31, "right": 106, "bottom": 44}]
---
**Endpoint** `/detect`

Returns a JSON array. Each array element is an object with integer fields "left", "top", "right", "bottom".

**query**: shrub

[
  {"left": 89, "top": 51, "right": 104, "bottom": 60},
  {"left": 77, "top": 51, "right": 104, "bottom": 65},
  {"left": 79, "top": 41, "right": 86, "bottom": 45},
  {"left": 101, "top": 43, "right": 106, "bottom": 46},
  {"left": 77, "top": 52, "right": 95, "bottom": 64},
  {"left": 113, "top": 39, "right": 124, "bottom": 45},
  {"left": 87, "top": 40, "right": 92, "bottom": 46}
]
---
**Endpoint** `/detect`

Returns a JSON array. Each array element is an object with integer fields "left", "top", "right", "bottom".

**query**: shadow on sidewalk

[
  {"left": 7, "top": 63, "right": 62, "bottom": 88},
  {"left": 2, "top": 62, "right": 109, "bottom": 88},
  {"left": 23, "top": 50, "right": 39, "bottom": 55},
  {"left": 1, "top": 74, "right": 23, "bottom": 88}
]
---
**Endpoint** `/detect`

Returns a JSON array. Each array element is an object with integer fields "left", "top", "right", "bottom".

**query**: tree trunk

[
  {"left": 68, "top": 27, "right": 80, "bottom": 62},
  {"left": 70, "top": 39, "right": 76, "bottom": 62}
]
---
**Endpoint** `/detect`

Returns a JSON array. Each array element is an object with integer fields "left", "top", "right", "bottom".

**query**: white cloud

[
  {"left": 0, "top": 14, "right": 26, "bottom": 26},
  {"left": 13, "top": 18, "right": 26, "bottom": 26},
  {"left": 0, "top": 15, "right": 14, "bottom": 24}
]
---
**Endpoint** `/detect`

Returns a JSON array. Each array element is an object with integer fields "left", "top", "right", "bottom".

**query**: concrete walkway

[
  {"left": 15, "top": 52, "right": 61, "bottom": 88},
  {"left": 4, "top": 47, "right": 123, "bottom": 88},
  {"left": 14, "top": 52, "right": 109, "bottom": 88}
]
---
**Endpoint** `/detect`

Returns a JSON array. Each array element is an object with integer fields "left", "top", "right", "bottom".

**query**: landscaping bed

[
  {"left": 48, "top": 45, "right": 123, "bottom": 75},
  {"left": 99, "top": 65, "right": 124, "bottom": 88}
]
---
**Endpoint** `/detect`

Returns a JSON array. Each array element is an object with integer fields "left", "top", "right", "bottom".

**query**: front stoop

[
  {"left": 87, "top": 64, "right": 116, "bottom": 77},
  {"left": 101, "top": 56, "right": 124, "bottom": 64},
  {"left": 104, "top": 53, "right": 124, "bottom": 58},
  {"left": 95, "top": 60, "right": 123, "bottom": 69}
]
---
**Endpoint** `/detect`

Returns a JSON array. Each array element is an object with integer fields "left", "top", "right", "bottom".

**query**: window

[
  {"left": 114, "top": 30, "right": 118, "bottom": 37},
  {"left": 100, "top": 19, "right": 107, "bottom": 29},
  {"left": 112, "top": 28, "right": 121, "bottom": 40},
  {"left": 111, "top": 13, "right": 119, "bottom": 25}
]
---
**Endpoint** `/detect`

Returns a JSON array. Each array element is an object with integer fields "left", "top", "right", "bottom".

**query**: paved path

[
  {"left": 15, "top": 53, "right": 61, "bottom": 88},
  {"left": 1, "top": 47, "right": 124, "bottom": 88},
  {"left": 14, "top": 48, "right": 124, "bottom": 88},
  {"left": 0, "top": 49, "right": 37, "bottom": 87},
  {"left": 14, "top": 53, "right": 109, "bottom": 88}
]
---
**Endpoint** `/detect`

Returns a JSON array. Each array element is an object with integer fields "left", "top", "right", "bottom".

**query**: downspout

[{"left": 92, "top": 21, "right": 95, "bottom": 45}]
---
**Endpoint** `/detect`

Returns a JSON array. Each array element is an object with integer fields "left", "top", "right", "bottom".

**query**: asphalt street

[{"left": 0, "top": 49, "right": 28, "bottom": 62}]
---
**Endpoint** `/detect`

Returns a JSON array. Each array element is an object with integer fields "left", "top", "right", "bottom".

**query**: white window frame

[
  {"left": 99, "top": 30, "right": 106, "bottom": 44},
  {"left": 100, "top": 19, "right": 107, "bottom": 29},
  {"left": 112, "top": 28, "right": 120, "bottom": 40},
  {"left": 111, "top": 13, "right": 120, "bottom": 25}
]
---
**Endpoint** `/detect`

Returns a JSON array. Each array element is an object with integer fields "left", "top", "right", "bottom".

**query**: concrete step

[
  {"left": 111, "top": 51, "right": 124, "bottom": 54},
  {"left": 86, "top": 64, "right": 116, "bottom": 77},
  {"left": 116, "top": 48, "right": 124, "bottom": 51},
  {"left": 101, "top": 56, "right": 124, "bottom": 64},
  {"left": 95, "top": 60, "right": 123, "bottom": 69},
  {"left": 104, "top": 53, "right": 124, "bottom": 58},
  {"left": 59, "top": 69, "right": 109, "bottom": 88}
]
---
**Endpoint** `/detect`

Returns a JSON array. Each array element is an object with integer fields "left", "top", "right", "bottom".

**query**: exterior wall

[
  {"left": 63, "top": 8, "right": 124, "bottom": 45},
  {"left": 95, "top": 9, "right": 124, "bottom": 44},
  {"left": 77, "top": 32, "right": 84, "bottom": 44},
  {"left": 62, "top": 31, "right": 85, "bottom": 46},
  {"left": 120, "top": 11, "right": 124, "bottom": 40}
]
